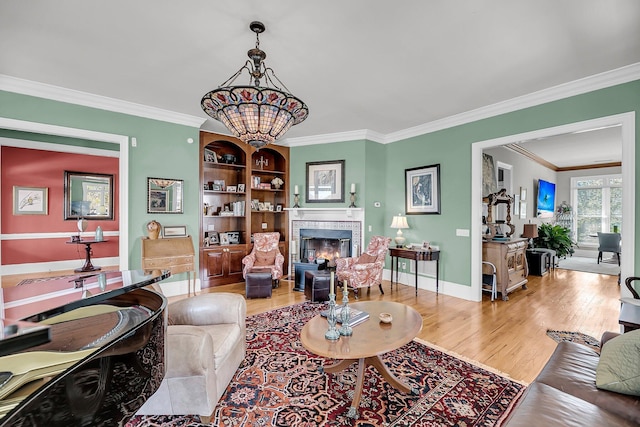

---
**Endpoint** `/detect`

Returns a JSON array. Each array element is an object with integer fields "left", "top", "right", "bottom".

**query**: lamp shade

[
  {"left": 390, "top": 215, "right": 409, "bottom": 229},
  {"left": 522, "top": 224, "right": 538, "bottom": 239}
]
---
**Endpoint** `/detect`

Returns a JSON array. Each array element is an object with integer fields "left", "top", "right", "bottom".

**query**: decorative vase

[
  {"left": 95, "top": 226, "right": 103, "bottom": 241},
  {"left": 147, "top": 220, "right": 161, "bottom": 239},
  {"left": 77, "top": 218, "right": 88, "bottom": 234}
]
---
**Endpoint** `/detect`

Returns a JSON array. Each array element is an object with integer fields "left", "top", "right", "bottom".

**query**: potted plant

[{"left": 534, "top": 223, "right": 576, "bottom": 259}]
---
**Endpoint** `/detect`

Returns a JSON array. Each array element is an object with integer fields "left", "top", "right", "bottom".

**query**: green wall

[
  {"left": 0, "top": 90, "right": 201, "bottom": 278},
  {"left": 291, "top": 79, "right": 640, "bottom": 289}
]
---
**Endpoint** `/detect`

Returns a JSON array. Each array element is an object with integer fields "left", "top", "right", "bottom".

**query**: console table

[
  {"left": 141, "top": 236, "right": 195, "bottom": 296},
  {"left": 66, "top": 239, "right": 108, "bottom": 272},
  {"left": 389, "top": 247, "right": 440, "bottom": 295}
]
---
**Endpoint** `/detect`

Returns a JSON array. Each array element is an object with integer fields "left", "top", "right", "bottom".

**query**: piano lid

[{"left": 1, "top": 269, "right": 170, "bottom": 322}]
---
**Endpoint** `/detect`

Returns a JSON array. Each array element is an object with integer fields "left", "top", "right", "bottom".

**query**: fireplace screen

[{"left": 299, "top": 229, "right": 352, "bottom": 263}]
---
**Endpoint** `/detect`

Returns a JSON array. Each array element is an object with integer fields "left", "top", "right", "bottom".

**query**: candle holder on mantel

[
  {"left": 349, "top": 192, "right": 356, "bottom": 208},
  {"left": 293, "top": 193, "right": 301, "bottom": 208},
  {"left": 339, "top": 280, "right": 353, "bottom": 336}
]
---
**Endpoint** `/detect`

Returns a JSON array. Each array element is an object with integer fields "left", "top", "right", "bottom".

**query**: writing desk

[
  {"left": 141, "top": 236, "right": 195, "bottom": 296},
  {"left": 66, "top": 239, "right": 108, "bottom": 272},
  {"left": 389, "top": 247, "right": 440, "bottom": 295}
]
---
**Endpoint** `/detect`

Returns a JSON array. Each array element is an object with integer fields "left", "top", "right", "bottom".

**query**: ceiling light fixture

[{"left": 201, "top": 21, "right": 309, "bottom": 150}]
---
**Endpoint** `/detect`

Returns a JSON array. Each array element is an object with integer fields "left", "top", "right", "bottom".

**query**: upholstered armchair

[
  {"left": 242, "top": 232, "right": 285, "bottom": 284},
  {"left": 136, "top": 293, "right": 246, "bottom": 423},
  {"left": 335, "top": 235, "right": 391, "bottom": 298}
]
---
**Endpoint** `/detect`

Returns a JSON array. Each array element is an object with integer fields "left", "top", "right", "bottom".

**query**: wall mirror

[
  {"left": 64, "top": 171, "right": 114, "bottom": 220},
  {"left": 147, "top": 177, "right": 184, "bottom": 214}
]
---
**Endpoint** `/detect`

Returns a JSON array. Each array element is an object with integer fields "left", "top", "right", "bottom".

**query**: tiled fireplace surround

[{"left": 287, "top": 208, "right": 364, "bottom": 277}]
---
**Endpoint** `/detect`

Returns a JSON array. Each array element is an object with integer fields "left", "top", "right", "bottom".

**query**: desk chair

[{"left": 597, "top": 232, "right": 621, "bottom": 266}]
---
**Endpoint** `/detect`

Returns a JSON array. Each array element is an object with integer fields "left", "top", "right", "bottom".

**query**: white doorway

[{"left": 471, "top": 112, "right": 636, "bottom": 302}]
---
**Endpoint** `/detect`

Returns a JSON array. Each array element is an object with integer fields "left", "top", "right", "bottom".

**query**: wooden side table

[
  {"left": 619, "top": 302, "right": 640, "bottom": 333},
  {"left": 141, "top": 236, "right": 195, "bottom": 296},
  {"left": 389, "top": 247, "right": 440, "bottom": 295},
  {"left": 66, "top": 239, "right": 108, "bottom": 272},
  {"left": 300, "top": 301, "right": 422, "bottom": 418}
]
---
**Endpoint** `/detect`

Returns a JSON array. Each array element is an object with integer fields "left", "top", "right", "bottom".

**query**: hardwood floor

[
  {"left": 182, "top": 269, "right": 621, "bottom": 384},
  {"left": 3, "top": 267, "right": 620, "bottom": 384}
]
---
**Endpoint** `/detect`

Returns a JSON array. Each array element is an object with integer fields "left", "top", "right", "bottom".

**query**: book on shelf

[{"left": 321, "top": 307, "right": 369, "bottom": 327}]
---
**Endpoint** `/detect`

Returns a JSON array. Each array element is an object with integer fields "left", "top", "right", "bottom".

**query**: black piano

[{"left": 0, "top": 269, "right": 169, "bottom": 426}]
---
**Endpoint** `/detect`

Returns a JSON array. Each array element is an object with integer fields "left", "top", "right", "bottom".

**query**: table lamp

[
  {"left": 522, "top": 223, "right": 538, "bottom": 248},
  {"left": 390, "top": 214, "right": 409, "bottom": 248}
]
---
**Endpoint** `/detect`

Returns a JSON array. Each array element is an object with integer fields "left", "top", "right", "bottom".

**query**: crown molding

[
  {"left": 2, "top": 62, "right": 639, "bottom": 142},
  {"left": 289, "top": 62, "right": 640, "bottom": 146},
  {"left": 282, "top": 129, "right": 385, "bottom": 146},
  {"left": 0, "top": 74, "right": 206, "bottom": 128}
]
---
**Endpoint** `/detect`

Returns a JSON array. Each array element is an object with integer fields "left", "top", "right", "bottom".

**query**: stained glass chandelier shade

[{"left": 201, "top": 21, "right": 308, "bottom": 149}]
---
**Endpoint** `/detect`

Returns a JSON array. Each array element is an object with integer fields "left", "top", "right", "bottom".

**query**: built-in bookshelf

[{"left": 199, "top": 131, "right": 289, "bottom": 288}]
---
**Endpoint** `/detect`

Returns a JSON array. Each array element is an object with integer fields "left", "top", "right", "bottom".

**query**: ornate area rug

[
  {"left": 127, "top": 302, "right": 525, "bottom": 426},
  {"left": 546, "top": 329, "right": 601, "bottom": 353}
]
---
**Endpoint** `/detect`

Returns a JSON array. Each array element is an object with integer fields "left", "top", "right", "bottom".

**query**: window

[{"left": 571, "top": 174, "right": 622, "bottom": 246}]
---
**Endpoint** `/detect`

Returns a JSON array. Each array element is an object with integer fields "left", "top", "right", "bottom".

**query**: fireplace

[
  {"left": 287, "top": 208, "right": 365, "bottom": 283},
  {"left": 300, "top": 229, "right": 352, "bottom": 263}
]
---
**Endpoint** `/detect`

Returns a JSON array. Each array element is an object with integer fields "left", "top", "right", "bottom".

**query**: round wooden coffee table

[{"left": 300, "top": 301, "right": 422, "bottom": 418}]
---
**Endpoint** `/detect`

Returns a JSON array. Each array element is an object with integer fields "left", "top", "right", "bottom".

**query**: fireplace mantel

[
  {"left": 284, "top": 207, "right": 363, "bottom": 219},
  {"left": 286, "top": 208, "right": 365, "bottom": 278}
]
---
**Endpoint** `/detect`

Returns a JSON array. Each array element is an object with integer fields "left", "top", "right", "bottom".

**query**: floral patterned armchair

[
  {"left": 335, "top": 235, "right": 391, "bottom": 298},
  {"left": 242, "top": 232, "right": 285, "bottom": 284}
]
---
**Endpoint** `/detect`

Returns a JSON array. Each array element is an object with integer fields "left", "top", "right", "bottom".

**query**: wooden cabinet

[
  {"left": 199, "top": 131, "right": 289, "bottom": 288},
  {"left": 482, "top": 238, "right": 528, "bottom": 300},
  {"left": 203, "top": 246, "right": 245, "bottom": 285}
]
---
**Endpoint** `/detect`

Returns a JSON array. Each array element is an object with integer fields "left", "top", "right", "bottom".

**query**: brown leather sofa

[{"left": 504, "top": 332, "right": 640, "bottom": 426}]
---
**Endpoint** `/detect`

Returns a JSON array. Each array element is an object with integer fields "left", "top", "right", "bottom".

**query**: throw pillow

[
  {"left": 255, "top": 249, "right": 277, "bottom": 266},
  {"left": 595, "top": 329, "right": 640, "bottom": 396},
  {"left": 357, "top": 253, "right": 377, "bottom": 264}
]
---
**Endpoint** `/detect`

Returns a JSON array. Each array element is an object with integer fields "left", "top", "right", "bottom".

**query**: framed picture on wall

[
  {"left": 305, "top": 160, "right": 345, "bottom": 203},
  {"left": 13, "top": 186, "right": 48, "bottom": 215},
  {"left": 405, "top": 164, "right": 441, "bottom": 215}
]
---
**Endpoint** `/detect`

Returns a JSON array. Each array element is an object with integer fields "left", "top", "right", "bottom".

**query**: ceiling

[{"left": 1, "top": 1, "right": 638, "bottom": 167}]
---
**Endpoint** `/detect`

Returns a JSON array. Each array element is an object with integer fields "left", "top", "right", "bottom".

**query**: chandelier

[{"left": 201, "top": 21, "right": 309, "bottom": 149}]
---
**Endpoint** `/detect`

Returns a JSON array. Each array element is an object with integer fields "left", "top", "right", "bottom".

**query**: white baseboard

[{"left": 382, "top": 269, "right": 478, "bottom": 302}]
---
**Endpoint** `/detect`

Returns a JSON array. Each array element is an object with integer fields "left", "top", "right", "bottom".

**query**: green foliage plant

[{"left": 533, "top": 223, "right": 576, "bottom": 258}]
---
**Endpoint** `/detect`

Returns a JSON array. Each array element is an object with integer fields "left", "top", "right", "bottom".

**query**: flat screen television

[{"left": 537, "top": 179, "right": 556, "bottom": 218}]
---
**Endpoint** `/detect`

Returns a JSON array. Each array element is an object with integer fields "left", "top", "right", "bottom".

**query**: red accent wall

[{"left": 1, "top": 146, "right": 119, "bottom": 265}]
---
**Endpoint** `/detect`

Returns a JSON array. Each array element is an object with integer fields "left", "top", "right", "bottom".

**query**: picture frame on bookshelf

[
  {"left": 252, "top": 176, "right": 261, "bottom": 188},
  {"left": 258, "top": 202, "right": 266, "bottom": 211},
  {"left": 204, "top": 148, "right": 218, "bottom": 163},
  {"left": 213, "top": 179, "right": 225, "bottom": 190},
  {"left": 219, "top": 232, "right": 230, "bottom": 245},
  {"left": 238, "top": 184, "right": 245, "bottom": 192},
  {"left": 208, "top": 231, "right": 219, "bottom": 245},
  {"left": 227, "top": 185, "right": 237, "bottom": 192},
  {"left": 251, "top": 199, "right": 259, "bottom": 210},
  {"left": 212, "top": 184, "right": 222, "bottom": 191},
  {"left": 276, "top": 204, "right": 283, "bottom": 212}
]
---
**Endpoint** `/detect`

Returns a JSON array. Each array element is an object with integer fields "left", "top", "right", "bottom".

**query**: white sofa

[{"left": 136, "top": 293, "right": 246, "bottom": 422}]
